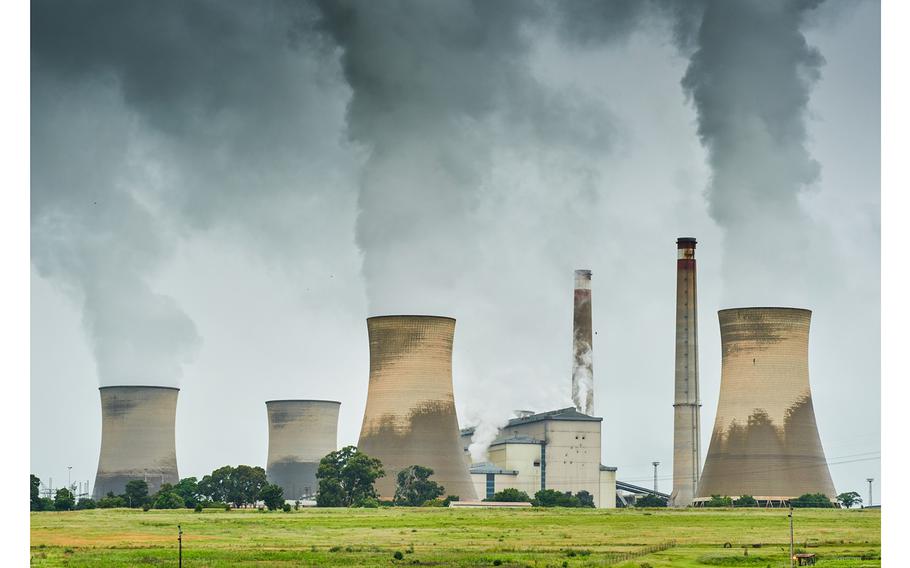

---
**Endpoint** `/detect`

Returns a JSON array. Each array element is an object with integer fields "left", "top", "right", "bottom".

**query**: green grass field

[{"left": 30, "top": 507, "right": 880, "bottom": 567}]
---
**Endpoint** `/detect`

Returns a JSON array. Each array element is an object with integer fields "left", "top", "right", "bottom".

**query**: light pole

[
  {"left": 652, "top": 462, "right": 660, "bottom": 493},
  {"left": 866, "top": 478, "right": 874, "bottom": 507}
]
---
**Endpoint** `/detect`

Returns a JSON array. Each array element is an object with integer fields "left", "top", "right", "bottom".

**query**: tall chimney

[
  {"left": 357, "top": 315, "right": 477, "bottom": 500},
  {"left": 671, "top": 237, "right": 701, "bottom": 507},
  {"left": 93, "top": 386, "right": 180, "bottom": 499},
  {"left": 265, "top": 399, "right": 340, "bottom": 500},
  {"left": 696, "top": 308, "right": 836, "bottom": 503},
  {"left": 572, "top": 269, "right": 594, "bottom": 416}
]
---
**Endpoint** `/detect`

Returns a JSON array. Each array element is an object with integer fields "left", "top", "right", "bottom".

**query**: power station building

[
  {"left": 92, "top": 385, "right": 180, "bottom": 499},
  {"left": 461, "top": 408, "right": 617, "bottom": 508},
  {"left": 695, "top": 308, "right": 836, "bottom": 505},
  {"left": 357, "top": 315, "right": 477, "bottom": 500},
  {"left": 265, "top": 399, "right": 340, "bottom": 500}
]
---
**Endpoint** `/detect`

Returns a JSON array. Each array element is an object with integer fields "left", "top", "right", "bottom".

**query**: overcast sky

[{"left": 31, "top": 0, "right": 879, "bottom": 499}]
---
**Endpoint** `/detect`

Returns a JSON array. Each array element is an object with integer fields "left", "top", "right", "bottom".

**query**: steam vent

[
  {"left": 266, "top": 400, "right": 340, "bottom": 500},
  {"left": 92, "top": 386, "right": 179, "bottom": 499},
  {"left": 357, "top": 315, "right": 477, "bottom": 500},
  {"left": 572, "top": 269, "right": 594, "bottom": 416},
  {"left": 696, "top": 308, "right": 836, "bottom": 504},
  {"left": 671, "top": 238, "right": 701, "bottom": 507}
]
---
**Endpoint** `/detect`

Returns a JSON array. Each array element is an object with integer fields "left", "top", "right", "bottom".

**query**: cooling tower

[
  {"left": 671, "top": 238, "right": 701, "bottom": 507},
  {"left": 358, "top": 315, "right": 477, "bottom": 500},
  {"left": 265, "top": 399, "right": 340, "bottom": 500},
  {"left": 696, "top": 308, "right": 836, "bottom": 503},
  {"left": 92, "top": 386, "right": 179, "bottom": 499},
  {"left": 572, "top": 269, "right": 594, "bottom": 415}
]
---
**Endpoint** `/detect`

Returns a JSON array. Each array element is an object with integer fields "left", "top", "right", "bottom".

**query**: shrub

[
  {"left": 636, "top": 494, "right": 668, "bottom": 507},
  {"left": 282, "top": 503, "right": 292, "bottom": 512},
  {"left": 353, "top": 496, "right": 379, "bottom": 508},
  {"left": 733, "top": 495, "right": 757, "bottom": 507},
  {"left": 704, "top": 495, "right": 733, "bottom": 507},
  {"left": 141, "top": 503, "right": 151, "bottom": 511},
  {"left": 791, "top": 493, "right": 835, "bottom": 508},
  {"left": 75, "top": 498, "right": 96, "bottom": 510},
  {"left": 493, "top": 560, "right": 503, "bottom": 566},
  {"left": 393, "top": 551, "right": 404, "bottom": 560},
  {"left": 489, "top": 488, "right": 530, "bottom": 502},
  {"left": 443, "top": 495, "right": 460, "bottom": 507},
  {"left": 533, "top": 489, "right": 581, "bottom": 507},
  {"left": 258, "top": 483, "right": 285, "bottom": 511},
  {"left": 422, "top": 498, "right": 445, "bottom": 507},
  {"left": 194, "top": 503, "right": 203, "bottom": 513}
]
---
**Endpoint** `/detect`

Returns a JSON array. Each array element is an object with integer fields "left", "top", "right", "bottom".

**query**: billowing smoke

[
  {"left": 678, "top": 0, "right": 825, "bottom": 305},
  {"left": 31, "top": 0, "right": 356, "bottom": 385}
]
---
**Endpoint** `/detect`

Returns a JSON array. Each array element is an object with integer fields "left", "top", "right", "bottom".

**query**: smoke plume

[
  {"left": 678, "top": 0, "right": 825, "bottom": 305},
  {"left": 31, "top": 0, "right": 355, "bottom": 385}
]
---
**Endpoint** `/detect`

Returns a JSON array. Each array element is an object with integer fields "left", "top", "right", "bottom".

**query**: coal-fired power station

[
  {"left": 696, "top": 308, "right": 836, "bottom": 504},
  {"left": 671, "top": 238, "right": 701, "bottom": 507},
  {"left": 266, "top": 399, "right": 340, "bottom": 500},
  {"left": 92, "top": 386, "right": 180, "bottom": 500},
  {"left": 357, "top": 315, "right": 477, "bottom": 500},
  {"left": 572, "top": 269, "right": 594, "bottom": 416}
]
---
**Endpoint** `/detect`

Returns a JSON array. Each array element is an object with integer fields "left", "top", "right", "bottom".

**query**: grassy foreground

[{"left": 31, "top": 507, "right": 880, "bottom": 567}]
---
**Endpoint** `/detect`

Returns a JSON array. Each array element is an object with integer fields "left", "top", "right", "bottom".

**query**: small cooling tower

[
  {"left": 92, "top": 386, "right": 179, "bottom": 499},
  {"left": 696, "top": 308, "right": 836, "bottom": 503},
  {"left": 265, "top": 399, "right": 340, "bottom": 499},
  {"left": 357, "top": 315, "right": 477, "bottom": 500}
]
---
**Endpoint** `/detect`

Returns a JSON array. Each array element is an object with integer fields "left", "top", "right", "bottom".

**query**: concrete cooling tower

[
  {"left": 696, "top": 308, "right": 836, "bottom": 504},
  {"left": 265, "top": 399, "right": 340, "bottom": 500},
  {"left": 93, "top": 386, "right": 179, "bottom": 499},
  {"left": 358, "top": 315, "right": 477, "bottom": 500}
]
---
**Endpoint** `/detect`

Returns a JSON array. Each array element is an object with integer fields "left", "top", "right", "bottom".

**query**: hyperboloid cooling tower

[
  {"left": 671, "top": 238, "right": 701, "bottom": 507},
  {"left": 93, "top": 386, "right": 179, "bottom": 499},
  {"left": 265, "top": 399, "right": 340, "bottom": 500},
  {"left": 358, "top": 315, "right": 477, "bottom": 500},
  {"left": 572, "top": 269, "right": 594, "bottom": 416},
  {"left": 696, "top": 308, "right": 836, "bottom": 504}
]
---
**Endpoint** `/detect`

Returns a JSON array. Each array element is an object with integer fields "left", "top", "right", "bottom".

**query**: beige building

[{"left": 462, "top": 408, "right": 616, "bottom": 508}]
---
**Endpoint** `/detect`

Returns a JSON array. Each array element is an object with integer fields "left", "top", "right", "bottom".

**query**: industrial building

[
  {"left": 671, "top": 237, "right": 702, "bottom": 507},
  {"left": 461, "top": 408, "right": 617, "bottom": 508},
  {"left": 695, "top": 308, "right": 836, "bottom": 505},
  {"left": 357, "top": 315, "right": 477, "bottom": 500},
  {"left": 265, "top": 399, "right": 340, "bottom": 500},
  {"left": 92, "top": 386, "right": 180, "bottom": 499}
]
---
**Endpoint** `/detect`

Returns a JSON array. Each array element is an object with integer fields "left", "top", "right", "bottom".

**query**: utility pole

[
  {"left": 177, "top": 525, "right": 183, "bottom": 568},
  {"left": 788, "top": 505, "right": 795, "bottom": 568},
  {"left": 652, "top": 462, "right": 660, "bottom": 493},
  {"left": 866, "top": 478, "right": 874, "bottom": 507}
]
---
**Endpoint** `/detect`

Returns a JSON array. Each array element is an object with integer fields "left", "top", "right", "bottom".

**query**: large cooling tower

[
  {"left": 671, "top": 238, "right": 701, "bottom": 507},
  {"left": 357, "top": 315, "right": 477, "bottom": 500},
  {"left": 93, "top": 386, "right": 179, "bottom": 499},
  {"left": 572, "top": 269, "right": 594, "bottom": 415},
  {"left": 696, "top": 308, "right": 835, "bottom": 503},
  {"left": 266, "top": 399, "right": 340, "bottom": 500}
]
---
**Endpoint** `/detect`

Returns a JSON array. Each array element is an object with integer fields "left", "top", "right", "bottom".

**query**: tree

[
  {"left": 75, "top": 498, "right": 97, "bottom": 510},
  {"left": 38, "top": 497, "right": 56, "bottom": 511},
  {"left": 488, "top": 488, "right": 530, "bottom": 502},
  {"left": 123, "top": 480, "right": 149, "bottom": 508},
  {"left": 173, "top": 477, "right": 200, "bottom": 508},
  {"left": 636, "top": 494, "right": 668, "bottom": 507},
  {"left": 199, "top": 466, "right": 233, "bottom": 503},
  {"left": 54, "top": 487, "right": 76, "bottom": 511},
  {"left": 533, "top": 489, "right": 581, "bottom": 507},
  {"left": 153, "top": 489, "right": 185, "bottom": 510},
  {"left": 198, "top": 466, "right": 268, "bottom": 508},
  {"left": 837, "top": 491, "right": 862, "bottom": 509},
  {"left": 394, "top": 465, "right": 445, "bottom": 506},
  {"left": 98, "top": 492, "right": 127, "bottom": 508},
  {"left": 231, "top": 465, "right": 268, "bottom": 508},
  {"left": 576, "top": 490, "right": 596, "bottom": 508},
  {"left": 704, "top": 495, "right": 733, "bottom": 507},
  {"left": 316, "top": 446, "right": 384, "bottom": 507},
  {"left": 733, "top": 495, "right": 757, "bottom": 507},
  {"left": 259, "top": 483, "right": 285, "bottom": 511},
  {"left": 31, "top": 475, "right": 42, "bottom": 511},
  {"left": 791, "top": 493, "right": 835, "bottom": 508}
]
